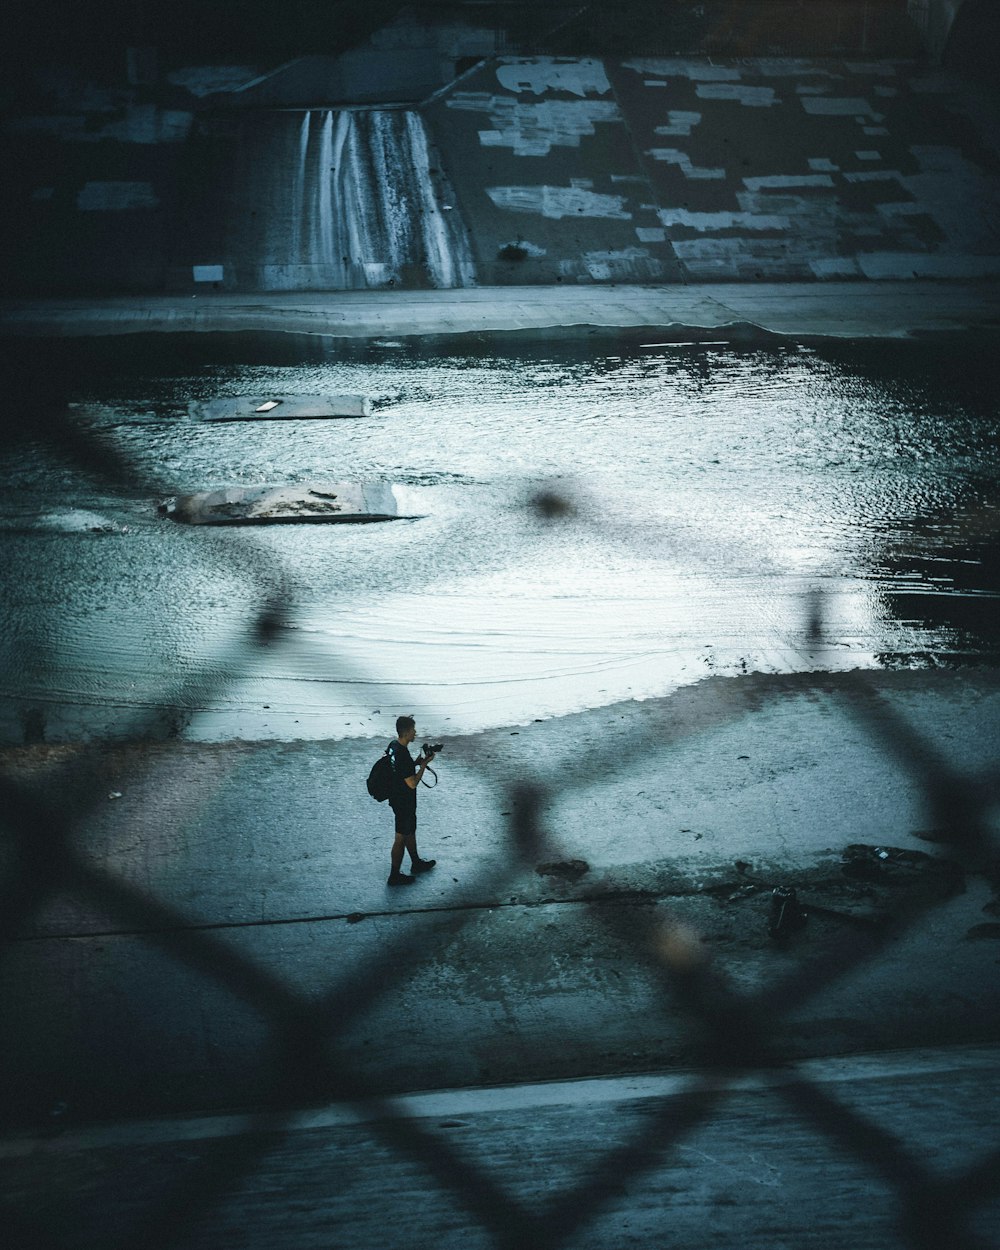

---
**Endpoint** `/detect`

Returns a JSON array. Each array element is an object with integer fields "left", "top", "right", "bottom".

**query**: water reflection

[{"left": 1, "top": 330, "right": 998, "bottom": 743}]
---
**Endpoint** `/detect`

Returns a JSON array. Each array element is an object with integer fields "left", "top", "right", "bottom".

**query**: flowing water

[
  {"left": 1, "top": 328, "right": 998, "bottom": 744},
  {"left": 229, "top": 109, "right": 476, "bottom": 290}
]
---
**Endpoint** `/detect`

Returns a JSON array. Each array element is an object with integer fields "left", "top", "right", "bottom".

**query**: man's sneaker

[
  {"left": 411, "top": 859, "right": 436, "bottom": 873},
  {"left": 387, "top": 872, "right": 417, "bottom": 886}
]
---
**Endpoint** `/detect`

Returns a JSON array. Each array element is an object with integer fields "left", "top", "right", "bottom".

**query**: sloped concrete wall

[
  {"left": 6, "top": 47, "right": 1000, "bottom": 293},
  {"left": 429, "top": 54, "right": 1000, "bottom": 285}
]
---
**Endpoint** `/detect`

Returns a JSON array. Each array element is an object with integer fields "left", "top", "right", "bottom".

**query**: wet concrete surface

[{"left": 2, "top": 668, "right": 999, "bottom": 1126}]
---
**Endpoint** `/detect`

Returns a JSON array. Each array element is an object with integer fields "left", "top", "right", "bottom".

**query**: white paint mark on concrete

[
  {"left": 810, "top": 257, "right": 860, "bottom": 277},
  {"left": 808, "top": 158, "right": 839, "bottom": 171},
  {"left": 801, "top": 97, "right": 877, "bottom": 117},
  {"left": 643, "top": 80, "right": 668, "bottom": 87},
  {"left": 447, "top": 94, "right": 621, "bottom": 156},
  {"left": 496, "top": 57, "right": 611, "bottom": 97},
  {"left": 624, "top": 59, "right": 741, "bottom": 82},
  {"left": 570, "top": 178, "right": 594, "bottom": 189},
  {"left": 582, "top": 247, "right": 654, "bottom": 279},
  {"left": 756, "top": 60, "right": 842, "bottom": 78},
  {"left": 644, "top": 148, "right": 725, "bottom": 179},
  {"left": 500, "top": 238, "right": 547, "bottom": 256},
  {"left": 654, "top": 112, "right": 702, "bottom": 137},
  {"left": 856, "top": 151, "right": 882, "bottom": 161},
  {"left": 76, "top": 181, "right": 159, "bottom": 210},
  {"left": 635, "top": 226, "right": 666, "bottom": 241},
  {"left": 670, "top": 237, "right": 790, "bottom": 266},
  {"left": 658, "top": 208, "right": 790, "bottom": 232},
  {"left": 193, "top": 265, "right": 224, "bottom": 282},
  {"left": 696, "top": 84, "right": 778, "bottom": 107},
  {"left": 743, "top": 174, "right": 834, "bottom": 190},
  {"left": 486, "top": 185, "right": 632, "bottom": 220}
]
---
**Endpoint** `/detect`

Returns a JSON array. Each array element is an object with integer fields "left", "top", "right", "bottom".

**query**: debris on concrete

[
  {"left": 841, "top": 843, "right": 965, "bottom": 901},
  {"left": 160, "top": 482, "right": 401, "bottom": 525},
  {"left": 535, "top": 859, "right": 590, "bottom": 881},
  {"left": 192, "top": 395, "right": 372, "bottom": 421},
  {"left": 767, "top": 885, "right": 807, "bottom": 939},
  {"left": 727, "top": 883, "right": 759, "bottom": 902}
]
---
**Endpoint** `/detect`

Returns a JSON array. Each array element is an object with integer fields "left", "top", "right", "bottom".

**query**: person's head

[{"left": 396, "top": 714, "right": 416, "bottom": 744}]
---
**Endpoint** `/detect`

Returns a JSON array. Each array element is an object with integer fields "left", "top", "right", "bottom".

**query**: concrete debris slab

[
  {"left": 160, "top": 482, "right": 399, "bottom": 525},
  {"left": 193, "top": 395, "right": 372, "bottom": 421}
]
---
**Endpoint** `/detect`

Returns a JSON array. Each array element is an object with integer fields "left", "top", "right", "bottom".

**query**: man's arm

[{"left": 404, "top": 752, "right": 435, "bottom": 788}]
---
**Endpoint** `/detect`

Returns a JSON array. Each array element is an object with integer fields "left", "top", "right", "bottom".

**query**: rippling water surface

[{"left": 2, "top": 329, "right": 998, "bottom": 743}]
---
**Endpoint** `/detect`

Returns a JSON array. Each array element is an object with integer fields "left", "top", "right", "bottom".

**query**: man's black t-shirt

[{"left": 387, "top": 740, "right": 416, "bottom": 809}]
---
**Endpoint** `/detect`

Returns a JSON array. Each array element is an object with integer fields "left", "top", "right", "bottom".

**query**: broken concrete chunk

[
  {"left": 160, "top": 481, "right": 400, "bottom": 525},
  {"left": 193, "top": 395, "right": 372, "bottom": 421}
]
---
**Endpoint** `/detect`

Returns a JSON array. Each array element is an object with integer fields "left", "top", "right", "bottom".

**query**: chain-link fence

[{"left": 1, "top": 358, "right": 999, "bottom": 1250}]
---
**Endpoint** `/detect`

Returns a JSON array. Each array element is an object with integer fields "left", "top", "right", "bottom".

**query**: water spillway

[{"left": 250, "top": 108, "right": 476, "bottom": 291}]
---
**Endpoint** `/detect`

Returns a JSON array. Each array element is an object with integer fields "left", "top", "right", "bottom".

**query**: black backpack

[{"left": 366, "top": 748, "right": 393, "bottom": 802}]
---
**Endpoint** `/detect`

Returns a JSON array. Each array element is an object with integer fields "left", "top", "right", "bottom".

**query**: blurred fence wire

[{"left": 1, "top": 390, "right": 999, "bottom": 1250}]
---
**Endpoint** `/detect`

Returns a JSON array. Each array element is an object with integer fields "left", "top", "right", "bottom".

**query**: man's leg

[
  {"left": 404, "top": 834, "right": 435, "bottom": 873},
  {"left": 388, "top": 822, "right": 416, "bottom": 886}
]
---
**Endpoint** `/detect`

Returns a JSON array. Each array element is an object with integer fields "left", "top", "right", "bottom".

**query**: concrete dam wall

[{"left": 6, "top": 50, "right": 1000, "bottom": 293}]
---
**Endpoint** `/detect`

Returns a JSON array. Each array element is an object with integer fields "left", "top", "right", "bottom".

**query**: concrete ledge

[{"left": 4, "top": 281, "right": 1000, "bottom": 342}]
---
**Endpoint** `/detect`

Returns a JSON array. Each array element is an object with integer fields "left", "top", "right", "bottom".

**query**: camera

[{"left": 422, "top": 742, "right": 444, "bottom": 756}]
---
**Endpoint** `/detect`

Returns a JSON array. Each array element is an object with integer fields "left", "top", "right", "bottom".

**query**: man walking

[{"left": 386, "top": 714, "right": 437, "bottom": 886}]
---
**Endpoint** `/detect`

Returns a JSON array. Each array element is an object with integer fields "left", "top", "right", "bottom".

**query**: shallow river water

[{"left": 1, "top": 328, "right": 998, "bottom": 744}]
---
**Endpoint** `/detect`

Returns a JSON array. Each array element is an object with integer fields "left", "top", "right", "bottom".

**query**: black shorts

[{"left": 390, "top": 802, "right": 417, "bottom": 838}]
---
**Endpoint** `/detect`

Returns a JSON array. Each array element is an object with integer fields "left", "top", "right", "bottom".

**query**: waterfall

[
  {"left": 289, "top": 111, "right": 310, "bottom": 266},
  {"left": 268, "top": 108, "right": 475, "bottom": 291}
]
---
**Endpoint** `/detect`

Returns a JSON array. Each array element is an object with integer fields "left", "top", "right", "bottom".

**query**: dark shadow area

[{"left": 945, "top": 0, "right": 1000, "bottom": 86}]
